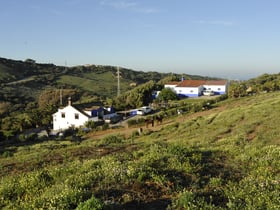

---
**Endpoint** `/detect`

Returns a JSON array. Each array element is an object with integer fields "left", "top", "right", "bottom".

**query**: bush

[
  {"left": 2, "top": 150, "right": 13, "bottom": 158},
  {"left": 18, "top": 133, "right": 38, "bottom": 142},
  {"left": 76, "top": 196, "right": 103, "bottom": 210},
  {"left": 97, "top": 134, "right": 125, "bottom": 146}
]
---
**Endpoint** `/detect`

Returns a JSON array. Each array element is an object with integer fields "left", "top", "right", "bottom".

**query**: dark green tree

[
  {"left": 156, "top": 88, "right": 178, "bottom": 102},
  {"left": 113, "top": 80, "right": 157, "bottom": 109}
]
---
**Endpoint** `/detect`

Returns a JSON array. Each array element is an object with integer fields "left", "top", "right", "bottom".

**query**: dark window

[
  {"left": 75, "top": 113, "right": 79, "bottom": 119},
  {"left": 61, "top": 112, "right": 65, "bottom": 118}
]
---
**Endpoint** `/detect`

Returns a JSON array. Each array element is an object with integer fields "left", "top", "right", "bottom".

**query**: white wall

[
  {"left": 203, "top": 85, "right": 227, "bottom": 94},
  {"left": 53, "top": 106, "right": 89, "bottom": 131},
  {"left": 175, "top": 86, "right": 204, "bottom": 97}
]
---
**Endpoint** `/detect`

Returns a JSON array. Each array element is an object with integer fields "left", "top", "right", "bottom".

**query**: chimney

[{"left": 68, "top": 97, "right": 72, "bottom": 106}]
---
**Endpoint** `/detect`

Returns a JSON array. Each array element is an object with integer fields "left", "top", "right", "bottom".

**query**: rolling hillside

[
  {"left": 0, "top": 57, "right": 215, "bottom": 99},
  {"left": 0, "top": 57, "right": 219, "bottom": 114},
  {"left": 0, "top": 91, "right": 279, "bottom": 209}
]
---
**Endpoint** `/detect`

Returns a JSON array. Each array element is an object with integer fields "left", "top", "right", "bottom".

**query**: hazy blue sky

[{"left": 1, "top": 0, "right": 279, "bottom": 79}]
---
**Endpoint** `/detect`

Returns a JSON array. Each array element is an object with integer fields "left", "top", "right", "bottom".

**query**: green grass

[
  {"left": 0, "top": 92, "right": 280, "bottom": 209},
  {"left": 57, "top": 72, "right": 133, "bottom": 97}
]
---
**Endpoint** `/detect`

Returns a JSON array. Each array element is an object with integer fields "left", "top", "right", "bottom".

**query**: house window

[
  {"left": 61, "top": 112, "right": 65, "bottom": 118},
  {"left": 75, "top": 113, "right": 79, "bottom": 120}
]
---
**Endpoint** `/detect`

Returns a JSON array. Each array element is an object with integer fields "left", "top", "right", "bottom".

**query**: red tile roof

[
  {"left": 176, "top": 80, "right": 206, "bottom": 87},
  {"left": 204, "top": 80, "right": 228, "bottom": 85}
]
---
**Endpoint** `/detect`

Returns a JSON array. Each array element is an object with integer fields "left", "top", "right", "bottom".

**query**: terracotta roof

[
  {"left": 176, "top": 80, "right": 206, "bottom": 87},
  {"left": 204, "top": 80, "right": 228, "bottom": 85}
]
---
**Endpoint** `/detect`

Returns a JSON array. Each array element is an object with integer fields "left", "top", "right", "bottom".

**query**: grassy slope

[
  {"left": 0, "top": 93, "right": 280, "bottom": 209},
  {"left": 58, "top": 71, "right": 132, "bottom": 97}
]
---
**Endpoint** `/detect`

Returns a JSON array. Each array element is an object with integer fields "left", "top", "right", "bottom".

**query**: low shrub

[
  {"left": 18, "top": 133, "right": 38, "bottom": 142},
  {"left": 76, "top": 195, "right": 103, "bottom": 210},
  {"left": 97, "top": 134, "right": 125, "bottom": 146}
]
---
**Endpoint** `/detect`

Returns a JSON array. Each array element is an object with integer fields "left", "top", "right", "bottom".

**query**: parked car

[
  {"left": 104, "top": 113, "right": 123, "bottom": 123},
  {"left": 203, "top": 90, "right": 214, "bottom": 96},
  {"left": 136, "top": 106, "right": 152, "bottom": 115}
]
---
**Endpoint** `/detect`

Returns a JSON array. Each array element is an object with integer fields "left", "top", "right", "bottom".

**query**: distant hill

[{"left": 0, "top": 57, "right": 218, "bottom": 106}]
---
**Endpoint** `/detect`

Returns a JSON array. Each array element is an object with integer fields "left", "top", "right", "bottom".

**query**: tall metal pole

[
  {"left": 60, "top": 88, "right": 63, "bottom": 106},
  {"left": 117, "top": 66, "right": 120, "bottom": 97}
]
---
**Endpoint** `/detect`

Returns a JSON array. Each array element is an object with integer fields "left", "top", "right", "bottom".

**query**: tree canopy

[{"left": 156, "top": 87, "right": 178, "bottom": 102}]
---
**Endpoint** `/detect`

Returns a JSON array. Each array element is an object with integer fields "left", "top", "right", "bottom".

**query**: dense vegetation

[
  {"left": 0, "top": 92, "right": 279, "bottom": 209},
  {"left": 0, "top": 57, "right": 280, "bottom": 209}
]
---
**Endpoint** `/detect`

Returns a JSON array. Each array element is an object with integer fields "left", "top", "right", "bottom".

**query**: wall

[
  {"left": 53, "top": 106, "right": 89, "bottom": 131},
  {"left": 175, "top": 86, "right": 204, "bottom": 97},
  {"left": 203, "top": 85, "right": 227, "bottom": 94}
]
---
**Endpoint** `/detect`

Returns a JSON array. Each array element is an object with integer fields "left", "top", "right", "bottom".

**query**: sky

[{"left": 1, "top": 0, "right": 280, "bottom": 80}]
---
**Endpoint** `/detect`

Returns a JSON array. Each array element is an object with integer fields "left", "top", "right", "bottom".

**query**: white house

[
  {"left": 174, "top": 80, "right": 206, "bottom": 97},
  {"left": 52, "top": 98, "right": 96, "bottom": 131},
  {"left": 203, "top": 80, "right": 228, "bottom": 95},
  {"left": 164, "top": 80, "right": 228, "bottom": 97}
]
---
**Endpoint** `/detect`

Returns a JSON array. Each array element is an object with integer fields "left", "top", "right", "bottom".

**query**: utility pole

[
  {"left": 60, "top": 88, "right": 63, "bottom": 106},
  {"left": 116, "top": 66, "right": 121, "bottom": 97}
]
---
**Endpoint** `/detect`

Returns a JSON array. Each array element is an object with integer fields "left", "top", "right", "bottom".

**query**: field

[{"left": 0, "top": 92, "right": 280, "bottom": 209}]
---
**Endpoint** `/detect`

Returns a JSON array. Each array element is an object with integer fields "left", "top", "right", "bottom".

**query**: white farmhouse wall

[
  {"left": 175, "top": 86, "right": 204, "bottom": 97},
  {"left": 164, "top": 80, "right": 228, "bottom": 97},
  {"left": 164, "top": 84, "right": 177, "bottom": 91},
  {"left": 53, "top": 105, "right": 89, "bottom": 131},
  {"left": 203, "top": 85, "right": 227, "bottom": 94}
]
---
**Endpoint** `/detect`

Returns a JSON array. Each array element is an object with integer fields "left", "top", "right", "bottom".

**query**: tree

[
  {"left": 228, "top": 82, "right": 247, "bottom": 98},
  {"left": 113, "top": 80, "right": 157, "bottom": 109},
  {"left": 156, "top": 88, "right": 178, "bottom": 102},
  {"left": 14, "top": 113, "right": 33, "bottom": 132},
  {"left": 1, "top": 117, "right": 17, "bottom": 140}
]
